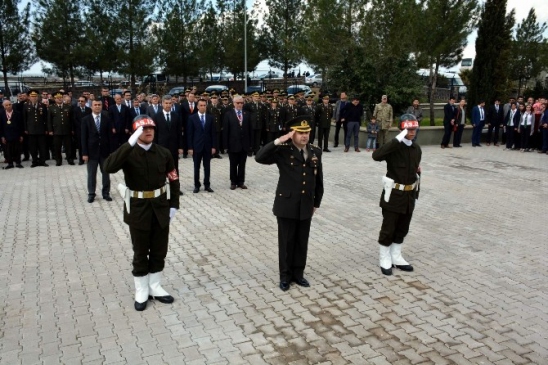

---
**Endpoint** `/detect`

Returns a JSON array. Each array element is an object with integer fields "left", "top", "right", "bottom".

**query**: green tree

[
  {"left": 195, "top": 2, "right": 222, "bottom": 79},
  {"left": 115, "top": 0, "right": 156, "bottom": 89},
  {"left": 220, "top": 0, "right": 261, "bottom": 80},
  {"left": 261, "top": 0, "right": 303, "bottom": 81},
  {"left": 0, "top": 0, "right": 35, "bottom": 94},
  {"left": 510, "top": 8, "right": 547, "bottom": 95},
  {"left": 80, "top": 0, "right": 118, "bottom": 85},
  {"left": 33, "top": 0, "right": 84, "bottom": 88},
  {"left": 154, "top": 0, "right": 202, "bottom": 84},
  {"left": 415, "top": 0, "right": 479, "bottom": 125},
  {"left": 468, "top": 0, "right": 515, "bottom": 107}
]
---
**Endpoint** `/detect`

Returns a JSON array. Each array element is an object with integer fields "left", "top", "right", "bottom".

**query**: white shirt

[{"left": 521, "top": 112, "right": 533, "bottom": 126}]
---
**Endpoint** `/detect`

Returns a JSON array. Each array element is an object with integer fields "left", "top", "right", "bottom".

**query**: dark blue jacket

[
  {"left": 0, "top": 110, "right": 24, "bottom": 142},
  {"left": 187, "top": 113, "right": 217, "bottom": 152}
]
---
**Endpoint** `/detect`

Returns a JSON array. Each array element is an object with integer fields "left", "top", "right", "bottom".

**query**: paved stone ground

[{"left": 1, "top": 143, "right": 547, "bottom": 365}]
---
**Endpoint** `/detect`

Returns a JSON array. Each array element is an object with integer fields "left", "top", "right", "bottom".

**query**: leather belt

[
  {"left": 130, "top": 185, "right": 167, "bottom": 199},
  {"left": 393, "top": 182, "right": 417, "bottom": 191}
]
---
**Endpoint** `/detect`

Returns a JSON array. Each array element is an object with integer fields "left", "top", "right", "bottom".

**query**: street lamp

[{"left": 244, "top": 0, "right": 247, "bottom": 92}]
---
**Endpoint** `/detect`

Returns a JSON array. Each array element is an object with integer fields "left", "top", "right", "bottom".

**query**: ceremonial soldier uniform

[
  {"left": 315, "top": 96, "right": 334, "bottom": 151},
  {"left": 299, "top": 96, "right": 317, "bottom": 144},
  {"left": 104, "top": 116, "right": 180, "bottom": 311},
  {"left": 23, "top": 90, "right": 49, "bottom": 167},
  {"left": 372, "top": 114, "right": 421, "bottom": 276},
  {"left": 207, "top": 96, "right": 223, "bottom": 158},
  {"left": 48, "top": 92, "right": 74, "bottom": 165},
  {"left": 266, "top": 99, "right": 282, "bottom": 142},
  {"left": 255, "top": 116, "right": 324, "bottom": 291}
]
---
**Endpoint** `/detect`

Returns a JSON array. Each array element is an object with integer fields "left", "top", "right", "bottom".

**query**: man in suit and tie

[
  {"left": 180, "top": 92, "right": 198, "bottom": 158},
  {"left": 81, "top": 100, "right": 112, "bottom": 203},
  {"left": 146, "top": 94, "right": 161, "bottom": 117},
  {"left": 123, "top": 91, "right": 133, "bottom": 108},
  {"left": 1, "top": 99, "right": 24, "bottom": 169},
  {"left": 130, "top": 98, "right": 146, "bottom": 120},
  {"left": 109, "top": 94, "right": 131, "bottom": 150},
  {"left": 440, "top": 96, "right": 456, "bottom": 148},
  {"left": 223, "top": 95, "right": 253, "bottom": 190},
  {"left": 486, "top": 98, "right": 504, "bottom": 146},
  {"left": 472, "top": 100, "right": 486, "bottom": 147},
  {"left": 72, "top": 96, "right": 92, "bottom": 164},
  {"left": 187, "top": 99, "right": 217, "bottom": 193},
  {"left": 153, "top": 95, "right": 183, "bottom": 194},
  {"left": 99, "top": 87, "right": 115, "bottom": 111}
]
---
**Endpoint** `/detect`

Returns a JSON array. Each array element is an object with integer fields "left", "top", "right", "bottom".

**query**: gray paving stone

[{"left": 0, "top": 144, "right": 546, "bottom": 364}]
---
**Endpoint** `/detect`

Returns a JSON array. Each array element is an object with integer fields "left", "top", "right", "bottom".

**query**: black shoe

[
  {"left": 134, "top": 300, "right": 147, "bottom": 311},
  {"left": 78, "top": 160, "right": 84, "bottom": 165},
  {"left": 103, "top": 196, "right": 113, "bottom": 201},
  {"left": 393, "top": 264, "right": 414, "bottom": 272},
  {"left": 149, "top": 295, "right": 174, "bottom": 304},
  {"left": 179, "top": 190, "right": 184, "bottom": 196},
  {"left": 230, "top": 185, "right": 237, "bottom": 190},
  {"left": 31, "top": 164, "right": 38, "bottom": 168},
  {"left": 3, "top": 165, "right": 14, "bottom": 170},
  {"left": 279, "top": 281, "right": 290, "bottom": 291},
  {"left": 294, "top": 278, "right": 310, "bottom": 287},
  {"left": 22, "top": 157, "right": 30, "bottom": 162},
  {"left": 87, "top": 196, "right": 95, "bottom": 203},
  {"left": 239, "top": 184, "right": 248, "bottom": 189},
  {"left": 16, "top": 164, "right": 24, "bottom": 168},
  {"left": 193, "top": 187, "right": 200, "bottom": 193},
  {"left": 380, "top": 267, "right": 393, "bottom": 276},
  {"left": 205, "top": 187, "right": 214, "bottom": 193},
  {"left": 68, "top": 160, "right": 75, "bottom": 165},
  {"left": 333, "top": 143, "right": 338, "bottom": 147},
  {"left": 56, "top": 162, "right": 62, "bottom": 166},
  {"left": 183, "top": 154, "right": 188, "bottom": 159},
  {"left": 477, "top": 144, "right": 482, "bottom": 147},
  {"left": 41, "top": 162, "right": 49, "bottom": 167},
  {"left": 323, "top": 149, "right": 331, "bottom": 152},
  {"left": 214, "top": 154, "right": 222, "bottom": 159}
]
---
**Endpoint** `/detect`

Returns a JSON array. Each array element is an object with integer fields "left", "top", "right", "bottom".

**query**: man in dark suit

[
  {"left": 487, "top": 98, "right": 504, "bottom": 146},
  {"left": 255, "top": 116, "right": 324, "bottom": 291},
  {"left": 72, "top": 96, "right": 92, "bottom": 164},
  {"left": 440, "top": 96, "right": 456, "bottom": 148},
  {"left": 109, "top": 94, "right": 131, "bottom": 150},
  {"left": 188, "top": 99, "right": 217, "bottom": 193},
  {"left": 13, "top": 92, "right": 29, "bottom": 161},
  {"left": 81, "top": 100, "right": 112, "bottom": 203},
  {"left": 472, "top": 100, "right": 486, "bottom": 147},
  {"left": 180, "top": 92, "right": 197, "bottom": 158},
  {"left": 146, "top": 94, "right": 162, "bottom": 118},
  {"left": 153, "top": 95, "right": 183, "bottom": 194},
  {"left": 129, "top": 98, "right": 146, "bottom": 120},
  {"left": 222, "top": 95, "right": 253, "bottom": 190},
  {"left": 1, "top": 99, "right": 24, "bottom": 169},
  {"left": 99, "top": 87, "right": 115, "bottom": 111}
]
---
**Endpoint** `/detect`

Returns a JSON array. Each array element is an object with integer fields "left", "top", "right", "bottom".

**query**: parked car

[
  {"left": 286, "top": 85, "right": 312, "bottom": 96},
  {"left": 109, "top": 89, "right": 124, "bottom": 96},
  {"left": 305, "top": 74, "right": 322, "bottom": 87},
  {"left": 205, "top": 85, "right": 229, "bottom": 94},
  {"left": 0, "top": 82, "right": 30, "bottom": 100},
  {"left": 245, "top": 85, "right": 265, "bottom": 94},
  {"left": 168, "top": 86, "right": 186, "bottom": 95},
  {"left": 74, "top": 80, "right": 99, "bottom": 87},
  {"left": 257, "top": 72, "right": 281, "bottom": 80}
]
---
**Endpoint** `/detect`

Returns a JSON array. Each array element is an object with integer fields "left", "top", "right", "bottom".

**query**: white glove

[
  {"left": 395, "top": 129, "right": 408, "bottom": 142},
  {"left": 128, "top": 126, "right": 143, "bottom": 146},
  {"left": 169, "top": 208, "right": 177, "bottom": 222}
]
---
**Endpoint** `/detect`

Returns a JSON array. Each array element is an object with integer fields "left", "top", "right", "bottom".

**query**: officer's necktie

[
  {"left": 200, "top": 114, "right": 205, "bottom": 129},
  {"left": 95, "top": 116, "right": 100, "bottom": 132},
  {"left": 300, "top": 149, "right": 305, "bottom": 161}
]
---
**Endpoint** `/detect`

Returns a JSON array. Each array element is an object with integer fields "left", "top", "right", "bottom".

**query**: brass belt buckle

[
  {"left": 394, "top": 183, "right": 401, "bottom": 190},
  {"left": 143, "top": 191, "right": 154, "bottom": 198}
]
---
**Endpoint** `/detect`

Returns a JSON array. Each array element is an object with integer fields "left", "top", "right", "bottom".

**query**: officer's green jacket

[
  {"left": 47, "top": 103, "right": 72, "bottom": 135},
  {"left": 23, "top": 102, "right": 48, "bottom": 135},
  {"left": 372, "top": 138, "right": 422, "bottom": 214},
  {"left": 315, "top": 103, "right": 333, "bottom": 129},
  {"left": 255, "top": 140, "right": 324, "bottom": 220},
  {"left": 104, "top": 142, "right": 181, "bottom": 229}
]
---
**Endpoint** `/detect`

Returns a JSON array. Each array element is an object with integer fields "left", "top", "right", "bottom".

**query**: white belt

[
  {"left": 393, "top": 181, "right": 417, "bottom": 191},
  {"left": 129, "top": 185, "right": 167, "bottom": 199}
]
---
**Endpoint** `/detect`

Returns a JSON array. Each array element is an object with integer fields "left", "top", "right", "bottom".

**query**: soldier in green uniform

[
  {"left": 104, "top": 116, "right": 181, "bottom": 311},
  {"left": 207, "top": 95, "right": 223, "bottom": 159},
  {"left": 245, "top": 91, "right": 265, "bottom": 154},
  {"left": 299, "top": 95, "right": 317, "bottom": 144},
  {"left": 23, "top": 90, "right": 49, "bottom": 167},
  {"left": 281, "top": 96, "right": 299, "bottom": 135},
  {"left": 372, "top": 114, "right": 422, "bottom": 276},
  {"left": 315, "top": 95, "right": 334, "bottom": 152},
  {"left": 266, "top": 98, "right": 282, "bottom": 142},
  {"left": 48, "top": 92, "right": 74, "bottom": 166},
  {"left": 373, "top": 95, "right": 394, "bottom": 147},
  {"left": 255, "top": 116, "right": 324, "bottom": 291}
]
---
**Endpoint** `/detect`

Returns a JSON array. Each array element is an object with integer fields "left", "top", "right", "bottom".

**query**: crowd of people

[{"left": 440, "top": 95, "right": 548, "bottom": 153}]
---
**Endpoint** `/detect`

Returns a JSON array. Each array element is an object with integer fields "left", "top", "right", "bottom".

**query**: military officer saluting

[
  {"left": 104, "top": 116, "right": 180, "bottom": 311},
  {"left": 372, "top": 114, "right": 422, "bottom": 276},
  {"left": 255, "top": 116, "right": 324, "bottom": 291},
  {"left": 48, "top": 92, "right": 74, "bottom": 166}
]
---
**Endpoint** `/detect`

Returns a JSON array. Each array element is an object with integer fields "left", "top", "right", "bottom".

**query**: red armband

[{"left": 167, "top": 169, "right": 179, "bottom": 181}]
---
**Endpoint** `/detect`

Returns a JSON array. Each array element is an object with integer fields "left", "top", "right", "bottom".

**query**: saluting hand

[{"left": 278, "top": 130, "right": 295, "bottom": 143}]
